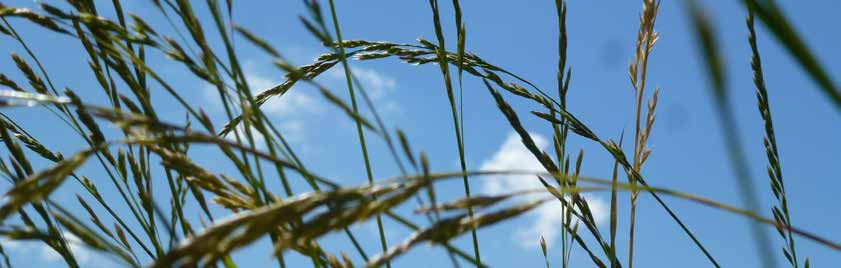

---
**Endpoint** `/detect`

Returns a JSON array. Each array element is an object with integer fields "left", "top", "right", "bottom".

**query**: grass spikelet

[
  {"left": 747, "top": 10, "right": 803, "bottom": 268},
  {"left": 426, "top": 0, "right": 481, "bottom": 264},
  {"left": 0, "top": 1, "right": 837, "bottom": 267},
  {"left": 9, "top": 53, "right": 47, "bottom": 94},
  {"left": 367, "top": 199, "right": 545, "bottom": 268},
  {"left": 741, "top": 0, "right": 841, "bottom": 109},
  {"left": 0, "top": 74, "right": 23, "bottom": 92},
  {"left": 0, "top": 5, "right": 69, "bottom": 34},
  {"left": 626, "top": 1, "right": 660, "bottom": 266},
  {"left": 0, "top": 149, "right": 93, "bottom": 222},
  {"left": 234, "top": 25, "right": 281, "bottom": 58}
]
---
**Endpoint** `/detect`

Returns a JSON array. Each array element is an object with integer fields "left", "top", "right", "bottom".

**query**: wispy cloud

[
  {"left": 40, "top": 233, "right": 91, "bottom": 264},
  {"left": 223, "top": 119, "right": 308, "bottom": 149},
  {"left": 226, "top": 124, "right": 266, "bottom": 147},
  {"left": 203, "top": 72, "right": 322, "bottom": 118},
  {"left": 203, "top": 68, "right": 322, "bottom": 149},
  {"left": 204, "top": 65, "right": 400, "bottom": 117},
  {"left": 327, "top": 66, "right": 401, "bottom": 115},
  {"left": 246, "top": 73, "right": 323, "bottom": 116},
  {"left": 328, "top": 66, "right": 396, "bottom": 100},
  {"left": 204, "top": 65, "right": 400, "bottom": 151},
  {"left": 3, "top": 232, "right": 107, "bottom": 267},
  {"left": 480, "top": 132, "right": 607, "bottom": 248}
]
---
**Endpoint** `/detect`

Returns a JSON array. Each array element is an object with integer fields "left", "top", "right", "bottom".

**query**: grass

[{"left": 0, "top": 0, "right": 836, "bottom": 267}]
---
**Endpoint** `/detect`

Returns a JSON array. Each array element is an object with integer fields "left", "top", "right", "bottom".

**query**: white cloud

[
  {"left": 513, "top": 195, "right": 608, "bottom": 248},
  {"left": 247, "top": 74, "right": 322, "bottom": 116},
  {"left": 203, "top": 69, "right": 324, "bottom": 150},
  {"left": 202, "top": 72, "right": 322, "bottom": 118},
  {"left": 1, "top": 237, "right": 22, "bottom": 250},
  {"left": 40, "top": 232, "right": 91, "bottom": 264},
  {"left": 202, "top": 66, "right": 400, "bottom": 152},
  {"left": 2, "top": 232, "right": 107, "bottom": 266},
  {"left": 278, "top": 120, "right": 305, "bottom": 142},
  {"left": 221, "top": 119, "right": 309, "bottom": 150},
  {"left": 225, "top": 124, "right": 266, "bottom": 148},
  {"left": 480, "top": 133, "right": 548, "bottom": 195},
  {"left": 205, "top": 66, "right": 399, "bottom": 119},
  {"left": 328, "top": 66, "right": 396, "bottom": 100},
  {"left": 327, "top": 66, "right": 402, "bottom": 117},
  {"left": 480, "top": 132, "right": 607, "bottom": 248}
]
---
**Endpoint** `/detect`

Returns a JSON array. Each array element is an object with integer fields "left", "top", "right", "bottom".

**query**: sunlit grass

[{"left": 0, "top": 0, "right": 836, "bottom": 267}]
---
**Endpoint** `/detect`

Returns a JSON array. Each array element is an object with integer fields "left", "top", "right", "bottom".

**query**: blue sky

[{"left": 1, "top": 0, "right": 840, "bottom": 267}]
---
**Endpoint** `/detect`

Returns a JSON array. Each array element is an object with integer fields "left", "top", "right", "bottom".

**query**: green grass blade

[{"left": 688, "top": 2, "right": 775, "bottom": 267}]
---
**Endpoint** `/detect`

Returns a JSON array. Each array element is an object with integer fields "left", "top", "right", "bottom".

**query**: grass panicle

[
  {"left": 746, "top": 10, "right": 803, "bottom": 268},
  {"left": 0, "top": 1, "right": 836, "bottom": 268}
]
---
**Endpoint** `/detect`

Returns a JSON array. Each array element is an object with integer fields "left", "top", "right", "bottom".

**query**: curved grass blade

[
  {"left": 746, "top": 9, "right": 803, "bottom": 268},
  {"left": 741, "top": 0, "right": 841, "bottom": 110},
  {"left": 688, "top": 3, "right": 774, "bottom": 266}
]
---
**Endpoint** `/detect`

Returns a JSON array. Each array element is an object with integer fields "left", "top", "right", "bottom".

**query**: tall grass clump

[{"left": 0, "top": 0, "right": 837, "bottom": 267}]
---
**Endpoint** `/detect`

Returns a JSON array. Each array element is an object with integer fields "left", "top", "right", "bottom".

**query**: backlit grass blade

[
  {"left": 740, "top": 0, "right": 841, "bottom": 110},
  {"left": 427, "top": 0, "right": 481, "bottom": 265},
  {"left": 746, "top": 9, "right": 803, "bottom": 268},
  {"left": 689, "top": 2, "right": 774, "bottom": 267}
]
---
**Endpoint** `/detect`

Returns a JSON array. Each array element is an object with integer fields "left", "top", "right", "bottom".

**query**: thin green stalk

[
  {"left": 626, "top": 2, "right": 660, "bottom": 266},
  {"left": 552, "top": 1, "right": 571, "bottom": 266},
  {"left": 689, "top": 3, "right": 775, "bottom": 267},
  {"left": 2, "top": 18, "right": 166, "bottom": 258},
  {"left": 426, "top": 1, "right": 481, "bottom": 265},
  {"left": 747, "top": 10, "right": 802, "bottom": 268},
  {"left": 610, "top": 132, "right": 624, "bottom": 268},
  {"left": 326, "top": 1, "right": 390, "bottom": 266}
]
